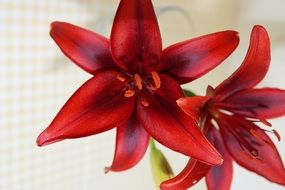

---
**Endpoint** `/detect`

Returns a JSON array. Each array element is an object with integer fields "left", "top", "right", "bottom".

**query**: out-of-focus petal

[
  {"left": 37, "top": 71, "right": 135, "bottom": 146},
  {"left": 206, "top": 127, "right": 233, "bottom": 190},
  {"left": 215, "top": 25, "right": 270, "bottom": 100},
  {"left": 150, "top": 139, "right": 174, "bottom": 189},
  {"left": 217, "top": 115, "right": 285, "bottom": 185},
  {"left": 160, "top": 31, "right": 239, "bottom": 84},
  {"left": 106, "top": 113, "right": 149, "bottom": 172},
  {"left": 110, "top": 0, "right": 162, "bottom": 73},
  {"left": 217, "top": 88, "right": 285, "bottom": 119},
  {"left": 137, "top": 75, "right": 222, "bottom": 165},
  {"left": 177, "top": 96, "right": 210, "bottom": 123},
  {"left": 50, "top": 22, "right": 116, "bottom": 74},
  {"left": 160, "top": 159, "right": 211, "bottom": 190}
]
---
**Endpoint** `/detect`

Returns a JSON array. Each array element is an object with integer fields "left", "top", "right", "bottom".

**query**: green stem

[{"left": 150, "top": 138, "right": 156, "bottom": 150}]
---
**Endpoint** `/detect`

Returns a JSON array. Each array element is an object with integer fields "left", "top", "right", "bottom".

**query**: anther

[
  {"left": 259, "top": 118, "right": 272, "bottom": 127},
  {"left": 134, "top": 74, "right": 143, "bottom": 90},
  {"left": 251, "top": 150, "right": 258, "bottom": 157},
  {"left": 249, "top": 128, "right": 267, "bottom": 143},
  {"left": 151, "top": 71, "right": 161, "bottom": 89},
  {"left": 116, "top": 74, "right": 126, "bottom": 82},
  {"left": 273, "top": 129, "right": 281, "bottom": 141},
  {"left": 249, "top": 129, "right": 258, "bottom": 137},
  {"left": 124, "top": 90, "right": 135, "bottom": 97},
  {"left": 141, "top": 97, "right": 149, "bottom": 107}
]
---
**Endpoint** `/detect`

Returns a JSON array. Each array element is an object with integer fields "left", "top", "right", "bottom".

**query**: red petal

[
  {"left": 206, "top": 128, "right": 233, "bottom": 190},
  {"left": 106, "top": 113, "right": 149, "bottom": 172},
  {"left": 160, "top": 159, "right": 211, "bottom": 190},
  {"left": 137, "top": 75, "right": 222, "bottom": 165},
  {"left": 215, "top": 25, "right": 270, "bottom": 100},
  {"left": 110, "top": 0, "right": 162, "bottom": 73},
  {"left": 160, "top": 127, "right": 228, "bottom": 190},
  {"left": 37, "top": 71, "right": 135, "bottom": 146},
  {"left": 160, "top": 31, "right": 239, "bottom": 84},
  {"left": 217, "top": 115, "right": 285, "bottom": 185},
  {"left": 50, "top": 22, "right": 116, "bottom": 74},
  {"left": 177, "top": 96, "right": 210, "bottom": 123},
  {"left": 218, "top": 88, "right": 285, "bottom": 119}
]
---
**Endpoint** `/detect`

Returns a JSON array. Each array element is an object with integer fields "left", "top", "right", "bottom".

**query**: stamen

[
  {"left": 116, "top": 74, "right": 126, "bottom": 82},
  {"left": 250, "top": 128, "right": 279, "bottom": 148},
  {"left": 254, "top": 128, "right": 281, "bottom": 142},
  {"left": 124, "top": 90, "right": 135, "bottom": 97},
  {"left": 219, "top": 109, "right": 234, "bottom": 116},
  {"left": 134, "top": 74, "right": 143, "bottom": 90},
  {"left": 273, "top": 129, "right": 281, "bottom": 141},
  {"left": 249, "top": 129, "right": 258, "bottom": 138},
  {"left": 151, "top": 71, "right": 161, "bottom": 89},
  {"left": 141, "top": 97, "right": 149, "bottom": 107},
  {"left": 228, "top": 126, "right": 259, "bottom": 159},
  {"left": 251, "top": 150, "right": 258, "bottom": 157},
  {"left": 259, "top": 118, "right": 272, "bottom": 127}
]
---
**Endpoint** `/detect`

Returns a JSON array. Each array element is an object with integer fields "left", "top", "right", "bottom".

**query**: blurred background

[{"left": 1, "top": 0, "right": 285, "bottom": 189}]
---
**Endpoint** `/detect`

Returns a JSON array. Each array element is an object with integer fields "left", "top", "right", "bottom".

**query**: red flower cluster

[{"left": 37, "top": 0, "right": 285, "bottom": 189}]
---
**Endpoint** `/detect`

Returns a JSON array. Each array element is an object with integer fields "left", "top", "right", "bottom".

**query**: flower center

[
  {"left": 116, "top": 71, "right": 161, "bottom": 107},
  {"left": 206, "top": 108, "right": 281, "bottom": 159}
]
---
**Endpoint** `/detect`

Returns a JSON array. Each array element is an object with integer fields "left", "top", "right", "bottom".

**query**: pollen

[
  {"left": 273, "top": 129, "right": 281, "bottom": 141},
  {"left": 151, "top": 71, "right": 161, "bottom": 89},
  {"left": 259, "top": 118, "right": 272, "bottom": 127},
  {"left": 141, "top": 97, "right": 149, "bottom": 107},
  {"left": 249, "top": 129, "right": 258, "bottom": 137},
  {"left": 251, "top": 150, "right": 258, "bottom": 157},
  {"left": 124, "top": 89, "right": 135, "bottom": 97},
  {"left": 134, "top": 74, "right": 143, "bottom": 90},
  {"left": 116, "top": 74, "right": 126, "bottom": 82}
]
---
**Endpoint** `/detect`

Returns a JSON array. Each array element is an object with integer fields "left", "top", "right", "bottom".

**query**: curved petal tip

[{"left": 36, "top": 130, "right": 63, "bottom": 147}]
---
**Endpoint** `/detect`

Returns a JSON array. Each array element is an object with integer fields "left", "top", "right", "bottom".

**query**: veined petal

[
  {"left": 160, "top": 31, "right": 239, "bottom": 84},
  {"left": 137, "top": 75, "right": 222, "bottom": 165},
  {"left": 50, "top": 22, "right": 116, "bottom": 74},
  {"left": 177, "top": 96, "right": 210, "bottom": 123},
  {"left": 217, "top": 115, "right": 285, "bottom": 185},
  {"left": 215, "top": 25, "right": 270, "bottom": 100},
  {"left": 206, "top": 128, "right": 233, "bottom": 190},
  {"left": 37, "top": 71, "right": 135, "bottom": 146},
  {"left": 106, "top": 113, "right": 149, "bottom": 172},
  {"left": 160, "top": 159, "right": 211, "bottom": 190},
  {"left": 218, "top": 88, "right": 285, "bottom": 119},
  {"left": 110, "top": 0, "right": 162, "bottom": 73}
]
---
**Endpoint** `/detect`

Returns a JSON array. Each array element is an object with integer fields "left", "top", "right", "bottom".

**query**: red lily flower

[
  {"left": 36, "top": 0, "right": 239, "bottom": 169},
  {"left": 161, "top": 25, "right": 285, "bottom": 190}
]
